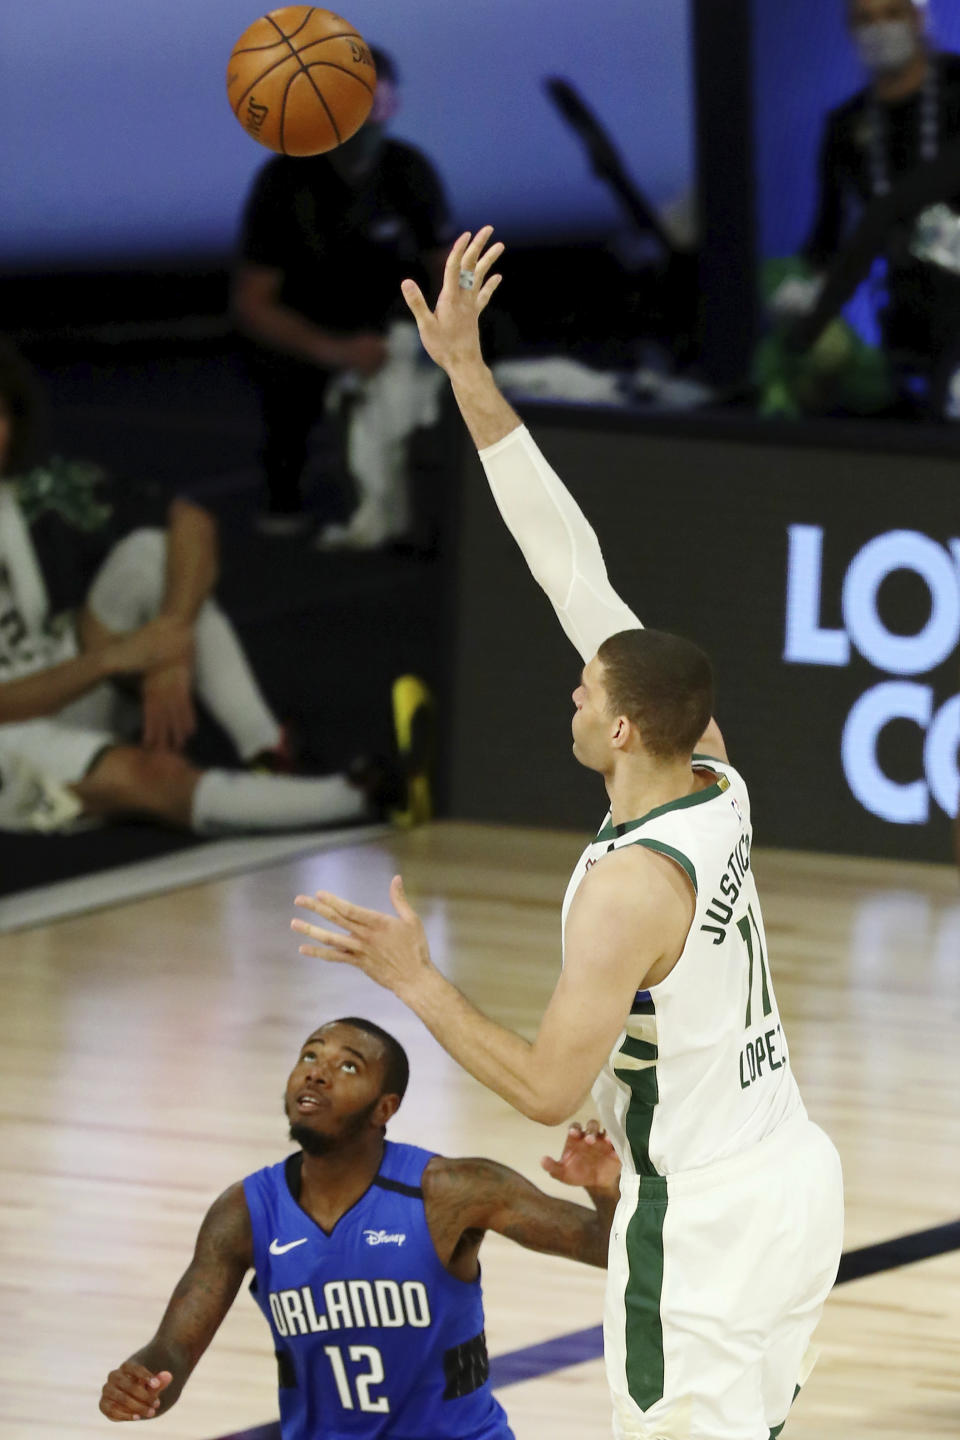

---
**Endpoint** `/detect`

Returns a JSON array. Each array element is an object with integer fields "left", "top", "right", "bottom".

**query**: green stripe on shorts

[
  {"left": 623, "top": 1177, "right": 668, "bottom": 1412},
  {"left": 769, "top": 1383, "right": 802, "bottom": 1438},
  {"left": 614, "top": 1042, "right": 659, "bottom": 1177}
]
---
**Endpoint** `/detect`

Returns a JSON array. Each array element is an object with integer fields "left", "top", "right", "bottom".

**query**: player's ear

[
  {"left": 610, "top": 714, "right": 631, "bottom": 750},
  {"left": 374, "top": 1092, "right": 401, "bottom": 1127}
]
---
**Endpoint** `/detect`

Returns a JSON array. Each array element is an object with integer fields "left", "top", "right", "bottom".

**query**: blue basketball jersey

[{"left": 243, "top": 1141, "right": 514, "bottom": 1440}]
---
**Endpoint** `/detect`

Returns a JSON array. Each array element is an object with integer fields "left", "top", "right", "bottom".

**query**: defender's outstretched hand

[
  {"left": 542, "top": 1120, "right": 621, "bottom": 1195},
  {"left": 401, "top": 227, "right": 504, "bottom": 375},
  {"left": 292, "top": 875, "right": 433, "bottom": 999}
]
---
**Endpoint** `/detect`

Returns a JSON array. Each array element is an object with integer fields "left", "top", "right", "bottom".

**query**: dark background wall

[{"left": 447, "top": 412, "right": 960, "bottom": 863}]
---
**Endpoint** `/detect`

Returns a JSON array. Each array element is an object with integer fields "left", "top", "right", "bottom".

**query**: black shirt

[
  {"left": 14, "top": 465, "right": 171, "bottom": 616},
  {"left": 792, "top": 134, "right": 960, "bottom": 354},
  {"left": 805, "top": 51, "right": 960, "bottom": 266},
  {"left": 238, "top": 138, "right": 454, "bottom": 332}
]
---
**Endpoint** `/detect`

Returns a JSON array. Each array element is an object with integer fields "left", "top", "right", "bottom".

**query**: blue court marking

[
  {"left": 835, "top": 1216, "right": 960, "bottom": 1285},
  {"left": 489, "top": 1322, "right": 603, "bottom": 1386},
  {"left": 212, "top": 1215, "right": 960, "bottom": 1440}
]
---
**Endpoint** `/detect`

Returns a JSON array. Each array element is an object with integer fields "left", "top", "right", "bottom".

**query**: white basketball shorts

[{"left": 604, "top": 1112, "right": 843, "bottom": 1440}]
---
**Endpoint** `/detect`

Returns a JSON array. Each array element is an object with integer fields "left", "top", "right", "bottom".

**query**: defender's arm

[
  {"left": 423, "top": 1127, "right": 620, "bottom": 1271},
  {"left": 98, "top": 1181, "right": 253, "bottom": 1422}
]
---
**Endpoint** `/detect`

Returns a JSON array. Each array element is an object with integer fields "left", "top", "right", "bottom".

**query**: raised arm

[
  {"left": 401, "top": 227, "right": 642, "bottom": 661},
  {"left": 98, "top": 1181, "right": 252, "bottom": 1423}
]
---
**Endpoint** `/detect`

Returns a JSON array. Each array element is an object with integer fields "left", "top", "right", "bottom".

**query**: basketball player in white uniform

[{"left": 292, "top": 230, "right": 845, "bottom": 1440}]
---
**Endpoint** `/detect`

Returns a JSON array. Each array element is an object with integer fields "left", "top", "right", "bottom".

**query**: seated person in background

[
  {"left": 0, "top": 340, "right": 395, "bottom": 836},
  {"left": 233, "top": 47, "right": 454, "bottom": 546},
  {"left": 99, "top": 1017, "right": 621, "bottom": 1433},
  {"left": 792, "top": 0, "right": 960, "bottom": 414}
]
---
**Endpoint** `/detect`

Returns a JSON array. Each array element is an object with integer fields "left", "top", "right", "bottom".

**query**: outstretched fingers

[
  {"left": 440, "top": 227, "right": 501, "bottom": 300},
  {"left": 400, "top": 277, "right": 429, "bottom": 324},
  {"left": 473, "top": 237, "right": 504, "bottom": 287},
  {"left": 442, "top": 231, "right": 475, "bottom": 293},
  {"left": 540, "top": 1119, "right": 612, "bottom": 1181},
  {"left": 389, "top": 873, "right": 419, "bottom": 921},
  {"left": 291, "top": 916, "right": 362, "bottom": 954},
  {"left": 461, "top": 225, "right": 496, "bottom": 273},
  {"left": 296, "top": 937, "right": 362, "bottom": 964},
  {"left": 477, "top": 272, "right": 504, "bottom": 313},
  {"left": 291, "top": 889, "right": 392, "bottom": 964},
  {"left": 294, "top": 890, "right": 377, "bottom": 933}
]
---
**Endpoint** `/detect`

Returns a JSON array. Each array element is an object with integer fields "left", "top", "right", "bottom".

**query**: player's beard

[{"left": 286, "top": 1095, "right": 380, "bottom": 1156}]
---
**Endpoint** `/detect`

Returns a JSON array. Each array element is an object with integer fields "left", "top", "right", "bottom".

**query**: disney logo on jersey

[{"left": 364, "top": 1229, "right": 406, "bottom": 1247}]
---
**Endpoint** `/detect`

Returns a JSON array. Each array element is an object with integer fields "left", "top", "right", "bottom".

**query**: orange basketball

[{"left": 226, "top": 7, "right": 376, "bottom": 156}]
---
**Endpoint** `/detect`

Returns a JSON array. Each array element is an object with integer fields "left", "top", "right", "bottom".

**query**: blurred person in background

[
  {"left": 233, "top": 47, "right": 454, "bottom": 547},
  {"left": 0, "top": 339, "right": 400, "bottom": 837},
  {"left": 774, "top": 0, "right": 960, "bottom": 416}
]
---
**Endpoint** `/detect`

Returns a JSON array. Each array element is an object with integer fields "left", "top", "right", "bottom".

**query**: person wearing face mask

[
  {"left": 796, "top": 0, "right": 960, "bottom": 414},
  {"left": 233, "top": 47, "right": 455, "bottom": 540}
]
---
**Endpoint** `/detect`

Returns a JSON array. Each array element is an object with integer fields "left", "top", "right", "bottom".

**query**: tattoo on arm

[
  {"left": 427, "top": 1158, "right": 612, "bottom": 1270},
  {"left": 128, "top": 1181, "right": 253, "bottom": 1413}
]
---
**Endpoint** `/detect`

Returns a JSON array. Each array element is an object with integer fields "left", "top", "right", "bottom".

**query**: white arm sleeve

[{"left": 478, "top": 424, "right": 643, "bottom": 662}]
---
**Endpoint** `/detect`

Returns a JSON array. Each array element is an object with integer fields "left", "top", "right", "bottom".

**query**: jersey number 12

[{"left": 324, "top": 1344, "right": 389, "bottom": 1413}]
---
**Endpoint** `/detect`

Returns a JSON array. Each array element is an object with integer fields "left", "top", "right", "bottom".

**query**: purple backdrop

[{"left": 0, "top": 0, "right": 694, "bottom": 266}]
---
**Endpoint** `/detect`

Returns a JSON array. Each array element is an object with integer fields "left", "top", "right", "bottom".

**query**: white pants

[
  {"left": 0, "top": 528, "right": 281, "bottom": 785},
  {"left": 604, "top": 1114, "right": 844, "bottom": 1440}
]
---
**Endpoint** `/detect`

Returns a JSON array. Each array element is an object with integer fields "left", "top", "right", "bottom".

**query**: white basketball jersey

[
  {"left": 563, "top": 755, "right": 804, "bottom": 1180},
  {"left": 0, "top": 486, "right": 74, "bottom": 681}
]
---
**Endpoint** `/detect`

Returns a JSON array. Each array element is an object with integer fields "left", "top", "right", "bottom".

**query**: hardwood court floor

[{"left": 1, "top": 822, "right": 958, "bottom": 1440}]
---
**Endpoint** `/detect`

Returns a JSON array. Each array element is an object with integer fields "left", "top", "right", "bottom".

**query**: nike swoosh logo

[{"left": 269, "top": 1237, "right": 308, "bottom": 1255}]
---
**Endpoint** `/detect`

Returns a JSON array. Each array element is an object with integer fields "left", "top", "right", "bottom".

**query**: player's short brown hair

[{"left": 596, "top": 628, "right": 714, "bottom": 760}]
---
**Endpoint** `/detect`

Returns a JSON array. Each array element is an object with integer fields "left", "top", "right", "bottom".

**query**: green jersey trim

[
  {"left": 614, "top": 1035, "right": 660, "bottom": 1178},
  {"left": 622, "top": 1177, "right": 667, "bottom": 1411},
  {"left": 595, "top": 774, "right": 729, "bottom": 843},
  {"left": 630, "top": 837, "right": 698, "bottom": 896}
]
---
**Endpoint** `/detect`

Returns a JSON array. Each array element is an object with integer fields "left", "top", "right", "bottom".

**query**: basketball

[{"left": 226, "top": 7, "right": 376, "bottom": 156}]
